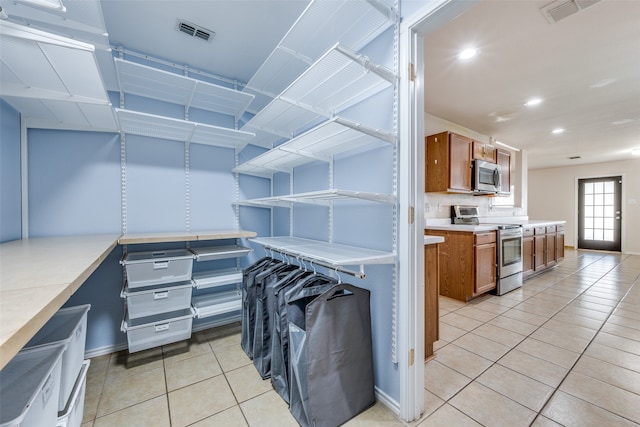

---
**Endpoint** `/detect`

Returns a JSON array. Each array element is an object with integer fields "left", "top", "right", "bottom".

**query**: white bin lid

[
  {"left": 24, "top": 305, "right": 90, "bottom": 348},
  {"left": 0, "top": 344, "right": 65, "bottom": 426}
]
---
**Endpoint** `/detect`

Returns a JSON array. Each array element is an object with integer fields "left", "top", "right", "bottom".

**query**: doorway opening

[{"left": 577, "top": 176, "right": 622, "bottom": 251}]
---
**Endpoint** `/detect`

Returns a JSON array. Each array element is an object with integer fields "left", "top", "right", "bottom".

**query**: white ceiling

[
  {"left": 100, "top": 0, "right": 310, "bottom": 84},
  {"left": 423, "top": 0, "right": 640, "bottom": 169}
]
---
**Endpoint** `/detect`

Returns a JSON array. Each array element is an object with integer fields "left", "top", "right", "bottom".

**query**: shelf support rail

[{"left": 259, "top": 244, "right": 366, "bottom": 279}]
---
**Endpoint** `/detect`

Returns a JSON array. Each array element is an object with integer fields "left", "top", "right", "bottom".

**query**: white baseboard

[{"left": 374, "top": 386, "right": 400, "bottom": 418}]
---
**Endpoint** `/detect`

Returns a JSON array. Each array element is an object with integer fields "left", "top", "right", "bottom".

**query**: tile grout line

[{"left": 429, "top": 252, "right": 631, "bottom": 425}]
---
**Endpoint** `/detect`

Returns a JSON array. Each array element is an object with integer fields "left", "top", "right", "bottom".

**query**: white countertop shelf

[
  {"left": 115, "top": 58, "right": 254, "bottom": 119},
  {"left": 237, "top": 189, "right": 396, "bottom": 208},
  {"left": 118, "top": 229, "right": 257, "bottom": 245},
  {"left": 115, "top": 109, "right": 255, "bottom": 149},
  {"left": 244, "top": 0, "right": 395, "bottom": 111},
  {"left": 251, "top": 236, "right": 396, "bottom": 266},
  {"left": 233, "top": 117, "right": 395, "bottom": 177},
  {"left": 192, "top": 268, "right": 244, "bottom": 290},
  {"left": 242, "top": 43, "right": 396, "bottom": 148}
]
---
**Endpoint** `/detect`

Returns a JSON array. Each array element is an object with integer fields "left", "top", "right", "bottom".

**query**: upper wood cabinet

[
  {"left": 496, "top": 148, "right": 511, "bottom": 195},
  {"left": 472, "top": 141, "right": 497, "bottom": 163},
  {"left": 425, "top": 131, "right": 472, "bottom": 193}
]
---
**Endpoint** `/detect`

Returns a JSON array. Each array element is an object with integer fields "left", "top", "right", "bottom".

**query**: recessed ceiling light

[
  {"left": 525, "top": 98, "right": 542, "bottom": 107},
  {"left": 458, "top": 48, "right": 477, "bottom": 60},
  {"left": 632, "top": 148, "right": 640, "bottom": 156},
  {"left": 552, "top": 128, "right": 565, "bottom": 134}
]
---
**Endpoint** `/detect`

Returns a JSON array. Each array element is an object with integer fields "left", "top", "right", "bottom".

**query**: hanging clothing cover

[
  {"left": 271, "top": 273, "right": 336, "bottom": 403},
  {"left": 241, "top": 257, "right": 279, "bottom": 359},
  {"left": 288, "top": 283, "right": 375, "bottom": 427},
  {"left": 252, "top": 262, "right": 301, "bottom": 379}
]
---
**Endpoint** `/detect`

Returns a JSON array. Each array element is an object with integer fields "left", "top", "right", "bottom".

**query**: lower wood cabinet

[
  {"left": 524, "top": 223, "right": 565, "bottom": 279},
  {"left": 424, "top": 243, "right": 439, "bottom": 359},
  {"left": 425, "top": 229, "right": 496, "bottom": 302}
]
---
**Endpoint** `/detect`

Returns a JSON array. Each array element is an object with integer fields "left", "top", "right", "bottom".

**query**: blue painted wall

[{"left": 0, "top": 100, "right": 22, "bottom": 243}]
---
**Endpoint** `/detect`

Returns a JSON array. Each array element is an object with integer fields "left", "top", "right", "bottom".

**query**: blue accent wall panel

[
  {"left": 62, "top": 246, "right": 126, "bottom": 352},
  {"left": 189, "top": 144, "right": 237, "bottom": 230},
  {"left": 28, "top": 129, "right": 121, "bottom": 237},
  {"left": 0, "top": 100, "right": 22, "bottom": 243},
  {"left": 125, "top": 134, "right": 186, "bottom": 233}
]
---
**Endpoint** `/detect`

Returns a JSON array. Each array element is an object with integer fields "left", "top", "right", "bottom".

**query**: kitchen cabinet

[
  {"left": 475, "top": 232, "right": 497, "bottom": 295},
  {"left": 527, "top": 223, "right": 565, "bottom": 278},
  {"left": 472, "top": 141, "right": 497, "bottom": 163},
  {"left": 496, "top": 149, "right": 511, "bottom": 195},
  {"left": 556, "top": 224, "right": 565, "bottom": 261},
  {"left": 425, "top": 131, "right": 472, "bottom": 193},
  {"left": 424, "top": 243, "right": 439, "bottom": 359},
  {"left": 424, "top": 229, "right": 496, "bottom": 302},
  {"left": 522, "top": 227, "right": 534, "bottom": 278}
]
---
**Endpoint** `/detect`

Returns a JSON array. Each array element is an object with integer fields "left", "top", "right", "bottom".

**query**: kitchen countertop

[
  {"left": 424, "top": 235, "right": 445, "bottom": 245},
  {"left": 0, "top": 234, "right": 119, "bottom": 370},
  {"left": 424, "top": 224, "right": 499, "bottom": 232}
]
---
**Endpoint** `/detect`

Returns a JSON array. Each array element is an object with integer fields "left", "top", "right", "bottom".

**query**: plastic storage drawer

[
  {"left": 23, "top": 304, "right": 90, "bottom": 412},
  {"left": 56, "top": 360, "right": 89, "bottom": 427},
  {"left": 121, "top": 308, "right": 194, "bottom": 353},
  {"left": 122, "top": 280, "right": 193, "bottom": 319},
  {"left": 0, "top": 344, "right": 65, "bottom": 427},
  {"left": 121, "top": 249, "right": 195, "bottom": 288}
]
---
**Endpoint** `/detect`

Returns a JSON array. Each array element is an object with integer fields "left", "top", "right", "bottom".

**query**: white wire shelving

[
  {"left": 243, "top": 0, "right": 396, "bottom": 112},
  {"left": 115, "top": 109, "right": 255, "bottom": 149},
  {"left": 233, "top": 117, "right": 395, "bottom": 178},
  {"left": 115, "top": 58, "right": 254, "bottom": 120},
  {"left": 241, "top": 43, "right": 396, "bottom": 148},
  {"left": 251, "top": 236, "right": 396, "bottom": 272},
  {"left": 236, "top": 189, "right": 396, "bottom": 208}
]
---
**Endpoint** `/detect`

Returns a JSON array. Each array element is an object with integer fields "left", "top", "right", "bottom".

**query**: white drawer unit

[
  {"left": 56, "top": 360, "right": 90, "bottom": 427},
  {"left": 121, "top": 249, "right": 195, "bottom": 288},
  {"left": 23, "top": 304, "right": 90, "bottom": 412},
  {"left": 122, "top": 280, "right": 193, "bottom": 319},
  {"left": 121, "top": 308, "right": 194, "bottom": 353}
]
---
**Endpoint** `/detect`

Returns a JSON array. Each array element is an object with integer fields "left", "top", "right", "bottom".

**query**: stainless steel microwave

[{"left": 473, "top": 160, "right": 501, "bottom": 193}]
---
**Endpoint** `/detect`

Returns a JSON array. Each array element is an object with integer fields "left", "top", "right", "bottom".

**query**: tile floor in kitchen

[{"left": 80, "top": 249, "right": 640, "bottom": 426}]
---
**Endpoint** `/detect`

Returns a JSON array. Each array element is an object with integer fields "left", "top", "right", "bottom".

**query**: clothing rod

[{"left": 262, "top": 245, "right": 365, "bottom": 279}]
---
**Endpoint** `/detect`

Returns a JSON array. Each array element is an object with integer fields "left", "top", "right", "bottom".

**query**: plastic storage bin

[
  {"left": 121, "top": 249, "right": 195, "bottom": 288},
  {"left": 23, "top": 304, "right": 90, "bottom": 412},
  {"left": 0, "top": 344, "right": 65, "bottom": 427},
  {"left": 122, "top": 280, "right": 193, "bottom": 319},
  {"left": 56, "top": 360, "right": 89, "bottom": 427},
  {"left": 121, "top": 307, "right": 194, "bottom": 353}
]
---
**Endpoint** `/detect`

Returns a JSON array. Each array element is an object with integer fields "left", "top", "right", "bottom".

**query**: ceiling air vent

[
  {"left": 540, "top": 0, "right": 602, "bottom": 24},
  {"left": 177, "top": 20, "right": 214, "bottom": 42}
]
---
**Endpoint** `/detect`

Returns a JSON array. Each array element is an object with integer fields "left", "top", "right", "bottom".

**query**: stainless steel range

[
  {"left": 451, "top": 205, "right": 523, "bottom": 295},
  {"left": 495, "top": 224, "right": 523, "bottom": 295}
]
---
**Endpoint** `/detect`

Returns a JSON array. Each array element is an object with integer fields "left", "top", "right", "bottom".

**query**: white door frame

[{"left": 397, "top": 0, "right": 478, "bottom": 421}]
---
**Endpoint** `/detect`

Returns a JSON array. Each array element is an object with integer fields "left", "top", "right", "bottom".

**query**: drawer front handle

[
  {"left": 155, "top": 323, "right": 170, "bottom": 333},
  {"left": 154, "top": 291, "right": 169, "bottom": 300},
  {"left": 153, "top": 261, "right": 169, "bottom": 270}
]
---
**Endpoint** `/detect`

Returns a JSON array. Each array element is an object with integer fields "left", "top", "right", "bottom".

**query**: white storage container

[
  {"left": 121, "top": 249, "right": 195, "bottom": 288},
  {"left": 56, "top": 360, "right": 89, "bottom": 427},
  {"left": 0, "top": 344, "right": 65, "bottom": 427},
  {"left": 121, "top": 308, "right": 194, "bottom": 353},
  {"left": 122, "top": 280, "right": 193, "bottom": 319},
  {"left": 23, "top": 304, "right": 90, "bottom": 412}
]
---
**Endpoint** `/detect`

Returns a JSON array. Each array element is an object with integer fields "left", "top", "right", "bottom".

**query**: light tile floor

[{"left": 81, "top": 249, "right": 640, "bottom": 426}]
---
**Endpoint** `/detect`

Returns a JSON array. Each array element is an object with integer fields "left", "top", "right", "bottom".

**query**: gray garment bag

[
  {"left": 271, "top": 273, "right": 336, "bottom": 403},
  {"left": 288, "top": 283, "right": 375, "bottom": 427},
  {"left": 252, "top": 263, "right": 301, "bottom": 379},
  {"left": 241, "top": 257, "right": 279, "bottom": 359}
]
